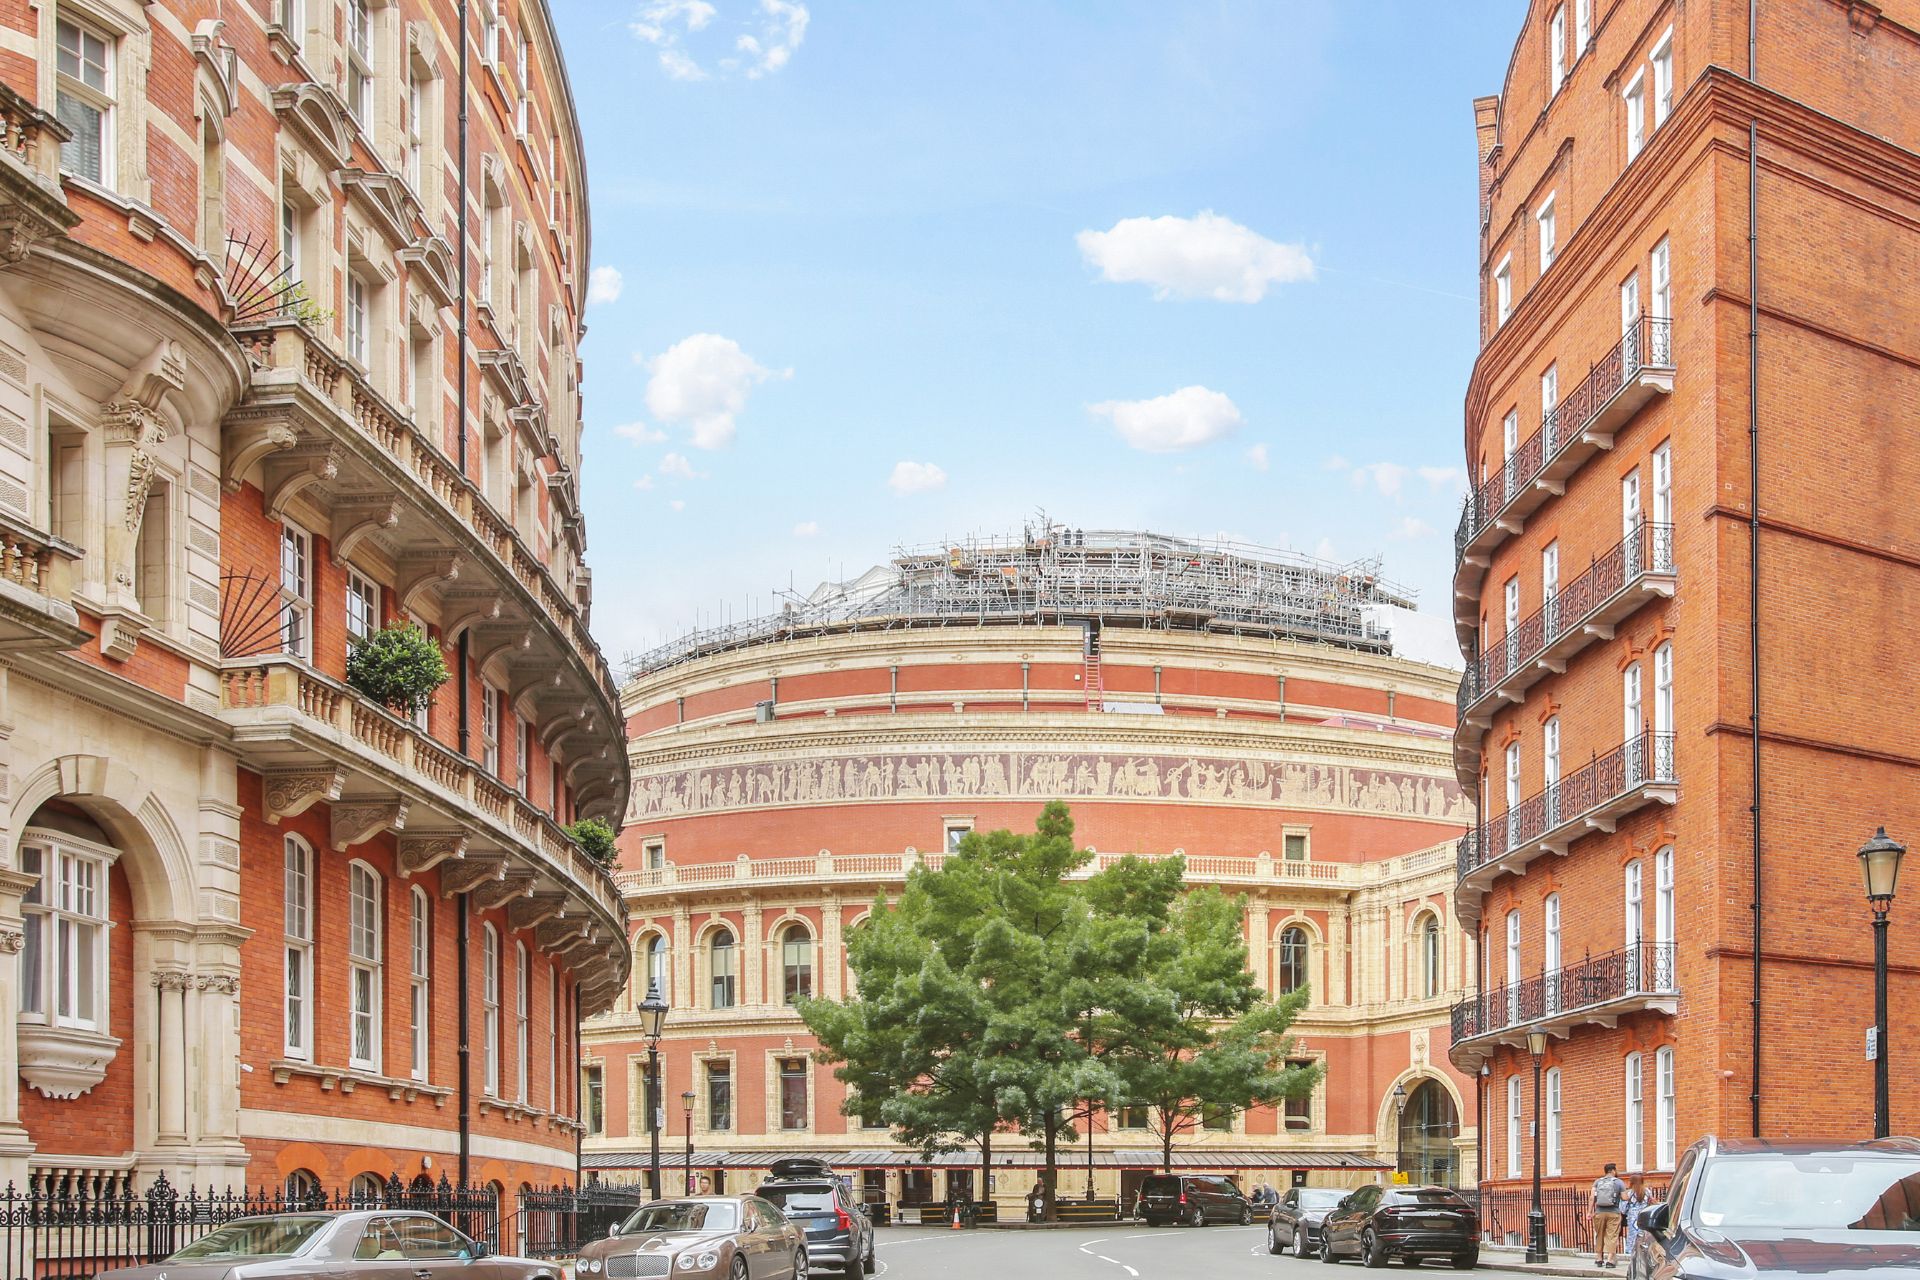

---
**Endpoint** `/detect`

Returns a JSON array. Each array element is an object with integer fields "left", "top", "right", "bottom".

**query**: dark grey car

[
  {"left": 755, "top": 1160, "right": 873, "bottom": 1277},
  {"left": 1267, "top": 1187, "right": 1344, "bottom": 1257}
]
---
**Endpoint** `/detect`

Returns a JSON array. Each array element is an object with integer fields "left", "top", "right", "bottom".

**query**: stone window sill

[
  {"left": 19, "top": 1023, "right": 122, "bottom": 1099},
  {"left": 269, "top": 1057, "right": 453, "bottom": 1105}
]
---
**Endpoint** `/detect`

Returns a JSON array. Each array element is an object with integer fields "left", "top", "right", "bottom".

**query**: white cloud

[
  {"left": 1351, "top": 461, "right": 1411, "bottom": 500},
  {"left": 670, "top": 499, "right": 687, "bottom": 512},
  {"left": 1076, "top": 211, "right": 1315, "bottom": 303},
  {"left": 640, "top": 333, "right": 784, "bottom": 450},
  {"left": 633, "top": 474, "right": 655, "bottom": 491},
  {"left": 792, "top": 521, "right": 819, "bottom": 538},
  {"left": 888, "top": 461, "right": 947, "bottom": 495},
  {"left": 587, "top": 266, "right": 625, "bottom": 305},
  {"left": 1418, "top": 464, "right": 1467, "bottom": 492},
  {"left": 1389, "top": 516, "right": 1436, "bottom": 541},
  {"left": 1246, "top": 443, "right": 1270, "bottom": 472},
  {"left": 1088, "top": 385, "right": 1244, "bottom": 453},
  {"left": 659, "top": 451, "right": 703, "bottom": 479},
  {"left": 632, "top": 0, "right": 807, "bottom": 81},
  {"left": 1324, "top": 455, "right": 1350, "bottom": 472},
  {"left": 613, "top": 421, "right": 667, "bottom": 445}
]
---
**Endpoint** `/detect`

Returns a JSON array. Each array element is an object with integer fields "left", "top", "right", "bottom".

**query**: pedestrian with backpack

[{"left": 1591, "top": 1162, "right": 1627, "bottom": 1268}]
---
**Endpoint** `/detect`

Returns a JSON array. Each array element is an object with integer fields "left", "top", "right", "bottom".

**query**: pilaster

[
  {"left": 0, "top": 867, "right": 40, "bottom": 1191},
  {"left": 741, "top": 902, "right": 765, "bottom": 1006},
  {"left": 820, "top": 893, "right": 843, "bottom": 1001}
]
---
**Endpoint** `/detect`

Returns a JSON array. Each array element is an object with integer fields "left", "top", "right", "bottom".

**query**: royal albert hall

[{"left": 583, "top": 527, "right": 1479, "bottom": 1213}]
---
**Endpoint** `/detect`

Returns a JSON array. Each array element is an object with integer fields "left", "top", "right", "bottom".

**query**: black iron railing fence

[
  {"left": 507, "top": 1184, "right": 646, "bottom": 1260},
  {"left": 1478, "top": 1183, "right": 1666, "bottom": 1252},
  {"left": 1451, "top": 941, "right": 1678, "bottom": 1043},
  {"left": 0, "top": 1173, "right": 519, "bottom": 1280},
  {"left": 1456, "top": 731, "right": 1676, "bottom": 882},
  {"left": 1455, "top": 315, "right": 1675, "bottom": 566}
]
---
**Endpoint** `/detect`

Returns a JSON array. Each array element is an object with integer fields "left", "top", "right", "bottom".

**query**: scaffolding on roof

[{"left": 620, "top": 522, "right": 1416, "bottom": 682}]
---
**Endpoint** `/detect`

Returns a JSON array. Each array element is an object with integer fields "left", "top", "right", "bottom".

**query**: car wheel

[
  {"left": 793, "top": 1249, "right": 809, "bottom": 1280},
  {"left": 1242, "top": 1206, "right": 1255, "bottom": 1227},
  {"left": 1269, "top": 1223, "right": 1284, "bottom": 1255},
  {"left": 1449, "top": 1254, "right": 1476, "bottom": 1271},
  {"left": 1319, "top": 1232, "right": 1338, "bottom": 1264},
  {"left": 730, "top": 1260, "right": 749, "bottom": 1280},
  {"left": 1294, "top": 1227, "right": 1309, "bottom": 1258},
  {"left": 846, "top": 1245, "right": 867, "bottom": 1278},
  {"left": 1362, "top": 1230, "right": 1389, "bottom": 1269},
  {"left": 1189, "top": 1204, "right": 1206, "bottom": 1228}
]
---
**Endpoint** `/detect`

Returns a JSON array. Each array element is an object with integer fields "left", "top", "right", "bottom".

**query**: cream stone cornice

[{"left": 628, "top": 710, "right": 1459, "bottom": 777}]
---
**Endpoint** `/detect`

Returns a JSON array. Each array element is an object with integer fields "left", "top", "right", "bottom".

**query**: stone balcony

[
  {"left": 1453, "top": 316, "right": 1675, "bottom": 650},
  {"left": 219, "top": 654, "right": 627, "bottom": 1008},
  {"left": 222, "top": 317, "right": 626, "bottom": 821},
  {"left": 0, "top": 511, "right": 87, "bottom": 654}
]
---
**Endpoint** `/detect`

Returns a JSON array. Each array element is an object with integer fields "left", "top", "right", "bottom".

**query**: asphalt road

[{"left": 867, "top": 1224, "right": 1536, "bottom": 1280}]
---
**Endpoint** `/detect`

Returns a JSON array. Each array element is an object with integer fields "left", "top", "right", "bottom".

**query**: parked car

[
  {"left": 1138, "top": 1174, "right": 1255, "bottom": 1227},
  {"left": 1630, "top": 1136, "right": 1920, "bottom": 1280},
  {"left": 755, "top": 1158, "right": 874, "bottom": 1276},
  {"left": 577, "top": 1197, "right": 807, "bottom": 1280},
  {"left": 98, "top": 1212, "right": 556, "bottom": 1280},
  {"left": 1318, "top": 1184, "right": 1477, "bottom": 1269},
  {"left": 1268, "top": 1186, "right": 1346, "bottom": 1257}
]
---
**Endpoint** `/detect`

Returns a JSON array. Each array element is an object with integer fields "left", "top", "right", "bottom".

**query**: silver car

[
  {"left": 574, "top": 1197, "right": 807, "bottom": 1280},
  {"left": 99, "top": 1211, "right": 561, "bottom": 1280}
]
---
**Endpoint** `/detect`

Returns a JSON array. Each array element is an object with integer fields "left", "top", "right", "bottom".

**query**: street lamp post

[
  {"left": 638, "top": 981, "right": 669, "bottom": 1200},
  {"left": 1392, "top": 1083, "right": 1409, "bottom": 1182},
  {"left": 682, "top": 1091, "right": 697, "bottom": 1194},
  {"left": 1860, "top": 827, "right": 1905, "bottom": 1139},
  {"left": 1525, "top": 1028, "right": 1549, "bottom": 1265}
]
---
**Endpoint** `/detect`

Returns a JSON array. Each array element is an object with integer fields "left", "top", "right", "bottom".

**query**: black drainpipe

[
  {"left": 455, "top": 0, "right": 470, "bottom": 475},
  {"left": 458, "top": 631, "right": 472, "bottom": 754},
  {"left": 457, "top": 889, "right": 472, "bottom": 1184},
  {"left": 1746, "top": 0, "right": 1764, "bottom": 1138}
]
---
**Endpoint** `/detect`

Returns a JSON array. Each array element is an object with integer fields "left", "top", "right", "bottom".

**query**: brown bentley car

[
  {"left": 575, "top": 1197, "right": 808, "bottom": 1280},
  {"left": 98, "top": 1211, "right": 563, "bottom": 1280}
]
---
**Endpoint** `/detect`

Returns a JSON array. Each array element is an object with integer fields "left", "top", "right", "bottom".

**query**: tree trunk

[
  {"left": 1043, "top": 1114, "right": 1059, "bottom": 1222},
  {"left": 980, "top": 1130, "right": 992, "bottom": 1220}
]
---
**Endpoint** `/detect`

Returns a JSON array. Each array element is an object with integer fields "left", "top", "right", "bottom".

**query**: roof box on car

[{"left": 767, "top": 1157, "right": 836, "bottom": 1180}]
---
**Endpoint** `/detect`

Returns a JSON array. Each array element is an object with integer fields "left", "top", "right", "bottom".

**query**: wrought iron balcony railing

[
  {"left": 1456, "top": 730, "right": 1677, "bottom": 885},
  {"left": 1450, "top": 941, "right": 1677, "bottom": 1045},
  {"left": 1458, "top": 520, "right": 1675, "bottom": 721},
  {"left": 1456, "top": 316, "right": 1674, "bottom": 567}
]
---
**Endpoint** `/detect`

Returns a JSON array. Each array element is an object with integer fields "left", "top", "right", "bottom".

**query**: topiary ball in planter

[
  {"left": 566, "top": 817, "right": 618, "bottom": 868},
  {"left": 346, "top": 622, "right": 449, "bottom": 716}
]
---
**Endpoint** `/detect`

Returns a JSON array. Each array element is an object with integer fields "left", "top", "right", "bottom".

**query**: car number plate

[{"left": 1424, "top": 1217, "right": 1451, "bottom": 1229}]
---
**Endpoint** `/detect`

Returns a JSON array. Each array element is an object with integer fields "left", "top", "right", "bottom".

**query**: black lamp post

[
  {"left": 638, "top": 980, "right": 668, "bottom": 1200},
  {"left": 1525, "top": 1029, "right": 1549, "bottom": 1265},
  {"left": 1860, "top": 827, "right": 1905, "bottom": 1139},
  {"left": 1392, "top": 1083, "right": 1409, "bottom": 1182},
  {"left": 682, "top": 1090, "right": 697, "bottom": 1194}
]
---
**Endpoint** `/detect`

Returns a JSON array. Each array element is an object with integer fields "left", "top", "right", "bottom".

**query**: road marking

[
  {"left": 874, "top": 1235, "right": 948, "bottom": 1248},
  {"left": 1077, "top": 1238, "right": 1109, "bottom": 1253}
]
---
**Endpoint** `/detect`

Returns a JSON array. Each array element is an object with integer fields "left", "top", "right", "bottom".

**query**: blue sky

[{"left": 551, "top": 1, "right": 1522, "bottom": 668}]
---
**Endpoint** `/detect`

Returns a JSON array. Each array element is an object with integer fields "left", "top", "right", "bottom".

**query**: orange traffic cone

[{"left": 952, "top": 1203, "right": 963, "bottom": 1230}]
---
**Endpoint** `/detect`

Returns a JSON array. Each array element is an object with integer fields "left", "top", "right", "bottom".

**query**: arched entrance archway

[{"left": 1398, "top": 1079, "right": 1461, "bottom": 1186}]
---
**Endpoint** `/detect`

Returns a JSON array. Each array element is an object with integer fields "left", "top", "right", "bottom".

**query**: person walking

[
  {"left": 1591, "top": 1162, "right": 1627, "bottom": 1268},
  {"left": 1620, "top": 1174, "right": 1649, "bottom": 1263}
]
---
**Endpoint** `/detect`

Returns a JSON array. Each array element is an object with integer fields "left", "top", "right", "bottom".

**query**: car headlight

[
  {"left": 588, "top": 1259, "right": 604, "bottom": 1274},
  {"left": 675, "top": 1248, "right": 721, "bottom": 1272},
  {"left": 573, "top": 1260, "right": 589, "bottom": 1275}
]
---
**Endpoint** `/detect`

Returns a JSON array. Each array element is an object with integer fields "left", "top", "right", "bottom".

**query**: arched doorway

[{"left": 1397, "top": 1079, "right": 1461, "bottom": 1187}]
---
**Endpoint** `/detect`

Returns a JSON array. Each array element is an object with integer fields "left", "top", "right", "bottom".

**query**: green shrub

[
  {"left": 345, "top": 622, "right": 449, "bottom": 716},
  {"left": 566, "top": 817, "right": 619, "bottom": 868}
]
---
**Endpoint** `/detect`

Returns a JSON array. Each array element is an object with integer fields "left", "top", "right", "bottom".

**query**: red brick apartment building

[
  {"left": 584, "top": 531, "right": 1480, "bottom": 1211},
  {"left": 1454, "top": 0, "right": 1920, "bottom": 1240},
  {"left": 0, "top": 0, "right": 628, "bottom": 1202}
]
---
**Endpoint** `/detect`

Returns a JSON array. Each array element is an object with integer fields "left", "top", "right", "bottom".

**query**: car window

[
  {"left": 1695, "top": 1155, "right": 1920, "bottom": 1232},
  {"left": 758, "top": 1187, "right": 835, "bottom": 1212},
  {"left": 172, "top": 1218, "right": 329, "bottom": 1261},
  {"left": 397, "top": 1217, "right": 472, "bottom": 1260},
  {"left": 1389, "top": 1190, "right": 1469, "bottom": 1208},
  {"left": 354, "top": 1218, "right": 411, "bottom": 1261},
  {"left": 1140, "top": 1176, "right": 1181, "bottom": 1197},
  {"left": 1299, "top": 1189, "right": 1344, "bottom": 1210},
  {"left": 754, "top": 1197, "right": 790, "bottom": 1226},
  {"left": 619, "top": 1202, "right": 740, "bottom": 1234}
]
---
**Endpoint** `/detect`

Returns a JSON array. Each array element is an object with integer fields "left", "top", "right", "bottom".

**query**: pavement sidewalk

[{"left": 1476, "top": 1246, "right": 1619, "bottom": 1277}]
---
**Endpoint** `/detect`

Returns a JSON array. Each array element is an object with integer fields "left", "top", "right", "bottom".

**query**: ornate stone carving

[
  {"left": 18, "top": 1025, "right": 120, "bottom": 1098},
  {"left": 507, "top": 892, "right": 567, "bottom": 930},
  {"left": 150, "top": 968, "right": 194, "bottom": 991},
  {"left": 536, "top": 918, "right": 588, "bottom": 950},
  {"left": 103, "top": 401, "right": 171, "bottom": 533},
  {"left": 330, "top": 799, "right": 409, "bottom": 850},
  {"left": 473, "top": 869, "right": 536, "bottom": 911},
  {"left": 263, "top": 766, "right": 345, "bottom": 822},
  {"left": 397, "top": 831, "right": 468, "bottom": 876},
  {"left": 329, "top": 497, "right": 401, "bottom": 566},
  {"left": 628, "top": 750, "right": 1473, "bottom": 824},
  {"left": 439, "top": 854, "right": 507, "bottom": 897},
  {"left": 0, "top": 927, "right": 22, "bottom": 953},
  {"left": 220, "top": 416, "right": 299, "bottom": 491},
  {"left": 196, "top": 973, "right": 239, "bottom": 995}
]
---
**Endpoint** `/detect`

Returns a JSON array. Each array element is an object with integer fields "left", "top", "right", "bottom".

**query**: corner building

[
  {"left": 0, "top": 0, "right": 629, "bottom": 1201},
  {"left": 585, "top": 529, "right": 1479, "bottom": 1211},
  {"left": 1455, "top": 0, "right": 1920, "bottom": 1240}
]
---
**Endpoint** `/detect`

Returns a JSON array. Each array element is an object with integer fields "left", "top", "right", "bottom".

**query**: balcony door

[
  {"left": 1542, "top": 542, "right": 1560, "bottom": 637},
  {"left": 1543, "top": 716, "right": 1562, "bottom": 827},
  {"left": 1544, "top": 893, "right": 1562, "bottom": 1014},
  {"left": 1505, "top": 910, "right": 1521, "bottom": 1027},
  {"left": 1504, "top": 742, "right": 1522, "bottom": 852}
]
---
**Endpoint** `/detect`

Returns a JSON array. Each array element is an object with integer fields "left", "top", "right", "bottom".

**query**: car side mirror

[
  {"left": 1644, "top": 1203, "right": 1670, "bottom": 1237},
  {"left": 469, "top": 1242, "right": 492, "bottom": 1260}
]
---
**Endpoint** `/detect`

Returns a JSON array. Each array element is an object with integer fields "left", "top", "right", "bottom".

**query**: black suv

[
  {"left": 755, "top": 1158, "right": 875, "bottom": 1276},
  {"left": 1631, "top": 1135, "right": 1920, "bottom": 1279},
  {"left": 1319, "top": 1184, "right": 1477, "bottom": 1269},
  {"left": 1138, "top": 1174, "right": 1254, "bottom": 1227}
]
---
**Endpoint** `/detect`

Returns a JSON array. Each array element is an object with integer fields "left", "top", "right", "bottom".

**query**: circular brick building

[{"left": 583, "top": 528, "right": 1479, "bottom": 1213}]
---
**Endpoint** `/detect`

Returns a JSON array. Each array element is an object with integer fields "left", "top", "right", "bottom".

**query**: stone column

[
  {"left": 671, "top": 903, "right": 691, "bottom": 1004},
  {"left": 153, "top": 967, "right": 191, "bottom": 1144},
  {"left": 0, "top": 867, "right": 39, "bottom": 1192},
  {"left": 1327, "top": 902, "right": 1350, "bottom": 1007},
  {"left": 821, "top": 895, "right": 843, "bottom": 1001},
  {"left": 1245, "top": 901, "right": 1270, "bottom": 994},
  {"left": 741, "top": 902, "right": 765, "bottom": 1006}
]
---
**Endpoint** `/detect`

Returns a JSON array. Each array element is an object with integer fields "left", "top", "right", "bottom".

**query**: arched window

[
  {"left": 1505, "top": 910, "right": 1522, "bottom": 1025},
  {"left": 283, "top": 835, "right": 314, "bottom": 1060},
  {"left": 482, "top": 923, "right": 500, "bottom": 1096},
  {"left": 284, "top": 1168, "right": 322, "bottom": 1208},
  {"left": 1655, "top": 1046, "right": 1676, "bottom": 1171},
  {"left": 1654, "top": 846, "right": 1675, "bottom": 950},
  {"left": 1277, "top": 926, "right": 1310, "bottom": 994},
  {"left": 1625, "top": 860, "right": 1644, "bottom": 952},
  {"left": 1625, "top": 1052, "right": 1645, "bottom": 1171},
  {"left": 1505, "top": 1075, "right": 1522, "bottom": 1177},
  {"left": 647, "top": 933, "right": 668, "bottom": 999},
  {"left": 1398, "top": 1080, "right": 1462, "bottom": 1187},
  {"left": 1545, "top": 1068, "right": 1563, "bottom": 1175},
  {"left": 781, "top": 923, "right": 813, "bottom": 1003},
  {"left": 347, "top": 1172, "right": 384, "bottom": 1207},
  {"left": 348, "top": 861, "right": 382, "bottom": 1071},
  {"left": 515, "top": 942, "right": 530, "bottom": 1103},
  {"left": 709, "top": 929, "right": 736, "bottom": 1009},
  {"left": 409, "top": 886, "right": 431, "bottom": 1081},
  {"left": 1420, "top": 915, "right": 1442, "bottom": 999},
  {"left": 1544, "top": 893, "right": 1562, "bottom": 1013}
]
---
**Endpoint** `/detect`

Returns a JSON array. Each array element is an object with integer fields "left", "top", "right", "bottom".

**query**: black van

[{"left": 1138, "top": 1174, "right": 1253, "bottom": 1227}]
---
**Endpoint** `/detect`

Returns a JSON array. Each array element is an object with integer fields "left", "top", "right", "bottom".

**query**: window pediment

[
  {"left": 399, "top": 235, "right": 457, "bottom": 310},
  {"left": 272, "top": 82, "right": 351, "bottom": 169},
  {"left": 192, "top": 20, "right": 238, "bottom": 119},
  {"left": 340, "top": 168, "right": 421, "bottom": 248}
]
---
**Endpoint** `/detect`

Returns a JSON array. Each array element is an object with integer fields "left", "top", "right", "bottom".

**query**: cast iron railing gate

[{"left": 508, "top": 1184, "right": 647, "bottom": 1259}]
